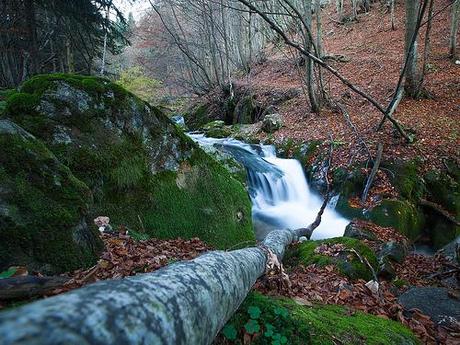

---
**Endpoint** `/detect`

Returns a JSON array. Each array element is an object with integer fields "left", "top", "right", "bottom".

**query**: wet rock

[
  {"left": 379, "top": 241, "right": 408, "bottom": 264},
  {"left": 170, "top": 115, "right": 187, "bottom": 130},
  {"left": 439, "top": 236, "right": 460, "bottom": 263},
  {"left": 398, "top": 287, "right": 460, "bottom": 325},
  {"left": 344, "top": 222, "right": 378, "bottom": 241},
  {"left": 262, "top": 113, "right": 283, "bottom": 133},
  {"left": 377, "top": 259, "right": 396, "bottom": 280}
]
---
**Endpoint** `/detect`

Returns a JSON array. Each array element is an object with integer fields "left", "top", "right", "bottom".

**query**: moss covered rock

[
  {"left": 216, "top": 292, "right": 418, "bottom": 345},
  {"left": 233, "top": 95, "right": 256, "bottom": 124},
  {"left": 369, "top": 199, "right": 425, "bottom": 240},
  {"left": 4, "top": 74, "right": 254, "bottom": 249},
  {"left": 287, "top": 237, "right": 378, "bottom": 281},
  {"left": 0, "top": 119, "right": 102, "bottom": 274}
]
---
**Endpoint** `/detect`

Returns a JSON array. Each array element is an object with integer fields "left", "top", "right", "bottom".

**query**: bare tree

[{"left": 450, "top": 0, "right": 460, "bottom": 59}]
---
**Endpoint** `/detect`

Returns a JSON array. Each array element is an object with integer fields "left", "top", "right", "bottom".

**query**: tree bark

[
  {"left": 0, "top": 225, "right": 318, "bottom": 345},
  {"left": 450, "top": 0, "right": 460, "bottom": 59},
  {"left": 404, "top": 0, "right": 421, "bottom": 98},
  {"left": 304, "top": 0, "right": 321, "bottom": 113}
]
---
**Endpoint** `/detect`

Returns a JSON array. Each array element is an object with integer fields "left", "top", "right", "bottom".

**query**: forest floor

[
  {"left": 236, "top": 0, "right": 459, "bottom": 172},
  {"left": 2, "top": 227, "right": 457, "bottom": 344}
]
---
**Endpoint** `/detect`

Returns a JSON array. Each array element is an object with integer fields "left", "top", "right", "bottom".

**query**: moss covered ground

[
  {"left": 216, "top": 292, "right": 418, "bottom": 345},
  {"left": 286, "top": 237, "right": 378, "bottom": 281}
]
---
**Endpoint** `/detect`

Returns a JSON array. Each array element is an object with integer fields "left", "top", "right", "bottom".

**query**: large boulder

[
  {"left": 0, "top": 119, "right": 102, "bottom": 274},
  {"left": 399, "top": 287, "right": 460, "bottom": 327},
  {"left": 4, "top": 74, "right": 254, "bottom": 249}
]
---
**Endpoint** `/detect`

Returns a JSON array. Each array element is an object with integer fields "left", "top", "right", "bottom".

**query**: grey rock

[
  {"left": 171, "top": 115, "right": 187, "bottom": 129},
  {"left": 344, "top": 222, "right": 377, "bottom": 241},
  {"left": 439, "top": 236, "right": 460, "bottom": 263},
  {"left": 399, "top": 287, "right": 460, "bottom": 325},
  {"left": 379, "top": 241, "right": 408, "bottom": 263},
  {"left": 378, "top": 259, "right": 396, "bottom": 280},
  {"left": 262, "top": 113, "right": 283, "bottom": 133}
]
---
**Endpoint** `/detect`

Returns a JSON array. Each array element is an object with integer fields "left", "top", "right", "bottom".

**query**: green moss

[
  {"left": 186, "top": 104, "right": 209, "bottom": 129},
  {"left": 141, "top": 148, "right": 254, "bottom": 249},
  {"left": 0, "top": 130, "right": 102, "bottom": 273},
  {"left": 393, "top": 278, "right": 409, "bottom": 288},
  {"left": 383, "top": 160, "right": 425, "bottom": 201},
  {"left": 369, "top": 199, "right": 424, "bottom": 240},
  {"left": 430, "top": 219, "right": 460, "bottom": 249},
  {"left": 216, "top": 292, "right": 418, "bottom": 345},
  {"left": 288, "top": 237, "right": 378, "bottom": 281},
  {"left": 5, "top": 92, "right": 39, "bottom": 115},
  {"left": 425, "top": 171, "right": 459, "bottom": 216},
  {"left": 233, "top": 96, "right": 255, "bottom": 124}
]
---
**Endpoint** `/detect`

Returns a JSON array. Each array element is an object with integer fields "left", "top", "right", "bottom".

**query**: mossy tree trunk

[{"left": 0, "top": 229, "right": 312, "bottom": 345}]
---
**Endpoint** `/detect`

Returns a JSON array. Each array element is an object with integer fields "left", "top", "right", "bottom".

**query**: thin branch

[{"left": 235, "top": 0, "right": 412, "bottom": 142}]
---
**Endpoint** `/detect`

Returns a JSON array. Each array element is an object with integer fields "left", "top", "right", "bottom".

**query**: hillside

[{"left": 233, "top": 0, "right": 459, "bottom": 171}]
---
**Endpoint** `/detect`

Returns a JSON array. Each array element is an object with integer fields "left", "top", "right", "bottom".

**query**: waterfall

[{"left": 188, "top": 134, "right": 349, "bottom": 240}]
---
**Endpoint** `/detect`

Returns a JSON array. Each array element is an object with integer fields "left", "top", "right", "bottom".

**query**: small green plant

[
  {"left": 0, "top": 267, "right": 16, "bottom": 279},
  {"left": 220, "top": 296, "right": 304, "bottom": 344},
  {"left": 331, "top": 139, "right": 345, "bottom": 148}
]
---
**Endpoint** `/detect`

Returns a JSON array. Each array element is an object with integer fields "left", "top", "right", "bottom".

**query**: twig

[
  {"left": 346, "top": 248, "right": 378, "bottom": 282},
  {"left": 137, "top": 214, "right": 146, "bottom": 233},
  {"left": 428, "top": 268, "right": 459, "bottom": 280},
  {"left": 335, "top": 101, "right": 372, "bottom": 160},
  {"left": 361, "top": 143, "right": 384, "bottom": 203}
]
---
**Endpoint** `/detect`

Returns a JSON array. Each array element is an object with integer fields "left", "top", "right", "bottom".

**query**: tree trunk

[
  {"left": 404, "top": 0, "right": 420, "bottom": 98},
  {"left": 24, "top": 0, "right": 38, "bottom": 77},
  {"left": 0, "top": 227, "right": 315, "bottom": 345},
  {"left": 390, "top": 0, "right": 396, "bottom": 30},
  {"left": 304, "top": 0, "right": 321, "bottom": 113},
  {"left": 450, "top": 0, "right": 460, "bottom": 59},
  {"left": 336, "top": 0, "right": 344, "bottom": 22}
]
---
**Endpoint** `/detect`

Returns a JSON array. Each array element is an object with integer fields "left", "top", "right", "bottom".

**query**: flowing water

[{"left": 188, "top": 134, "right": 349, "bottom": 241}]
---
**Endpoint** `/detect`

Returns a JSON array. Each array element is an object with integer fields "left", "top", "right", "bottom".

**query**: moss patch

[
  {"left": 185, "top": 103, "right": 210, "bottom": 129},
  {"left": 216, "top": 292, "right": 418, "bottom": 345},
  {"left": 382, "top": 160, "right": 425, "bottom": 201},
  {"left": 0, "top": 121, "right": 102, "bottom": 273},
  {"left": 286, "top": 237, "right": 378, "bottom": 281},
  {"left": 369, "top": 199, "right": 424, "bottom": 240}
]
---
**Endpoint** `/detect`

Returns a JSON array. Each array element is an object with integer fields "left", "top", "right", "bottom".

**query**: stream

[{"left": 189, "top": 134, "right": 349, "bottom": 241}]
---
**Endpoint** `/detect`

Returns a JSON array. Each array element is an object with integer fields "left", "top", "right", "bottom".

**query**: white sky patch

[{"left": 113, "top": 0, "right": 151, "bottom": 21}]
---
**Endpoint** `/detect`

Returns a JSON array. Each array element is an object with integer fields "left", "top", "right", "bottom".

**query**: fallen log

[
  {"left": 0, "top": 275, "right": 68, "bottom": 301},
  {"left": 0, "top": 221, "right": 320, "bottom": 345}
]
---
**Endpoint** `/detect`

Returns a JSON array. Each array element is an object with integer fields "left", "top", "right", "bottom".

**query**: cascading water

[{"left": 188, "top": 134, "right": 349, "bottom": 240}]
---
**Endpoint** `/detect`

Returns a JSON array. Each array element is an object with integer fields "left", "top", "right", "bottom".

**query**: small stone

[
  {"left": 378, "top": 241, "right": 407, "bottom": 263},
  {"left": 262, "top": 113, "right": 283, "bottom": 133},
  {"left": 365, "top": 280, "right": 379, "bottom": 294},
  {"left": 455, "top": 60, "right": 460, "bottom": 65},
  {"left": 298, "top": 236, "right": 308, "bottom": 243},
  {"left": 377, "top": 259, "right": 396, "bottom": 280}
]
